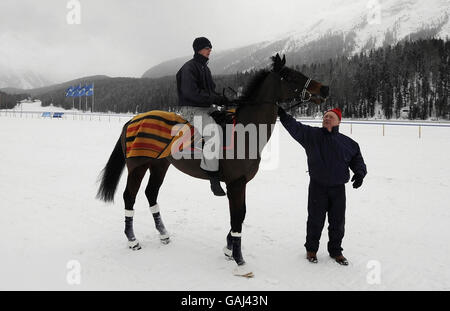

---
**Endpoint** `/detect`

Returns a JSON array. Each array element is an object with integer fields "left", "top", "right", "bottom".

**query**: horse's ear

[
  {"left": 282, "top": 55, "right": 286, "bottom": 66},
  {"left": 271, "top": 53, "right": 279, "bottom": 63},
  {"left": 272, "top": 53, "right": 285, "bottom": 72}
]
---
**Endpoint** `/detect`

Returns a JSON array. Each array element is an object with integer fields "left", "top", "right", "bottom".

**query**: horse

[{"left": 96, "top": 54, "right": 329, "bottom": 277}]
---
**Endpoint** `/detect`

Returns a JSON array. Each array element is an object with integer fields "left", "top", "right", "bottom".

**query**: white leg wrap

[
  {"left": 223, "top": 246, "right": 233, "bottom": 258},
  {"left": 150, "top": 204, "right": 160, "bottom": 214},
  {"left": 160, "top": 233, "right": 170, "bottom": 240},
  {"left": 128, "top": 239, "right": 139, "bottom": 248},
  {"left": 231, "top": 231, "right": 242, "bottom": 237},
  {"left": 124, "top": 210, "right": 135, "bottom": 217}
]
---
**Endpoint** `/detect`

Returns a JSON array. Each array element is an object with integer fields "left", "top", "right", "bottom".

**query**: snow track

[{"left": 1, "top": 116, "right": 449, "bottom": 290}]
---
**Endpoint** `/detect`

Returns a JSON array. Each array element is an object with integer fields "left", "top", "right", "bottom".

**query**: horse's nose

[{"left": 320, "top": 85, "right": 329, "bottom": 98}]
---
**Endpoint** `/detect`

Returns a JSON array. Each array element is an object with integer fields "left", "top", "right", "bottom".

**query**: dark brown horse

[{"left": 97, "top": 54, "right": 329, "bottom": 277}]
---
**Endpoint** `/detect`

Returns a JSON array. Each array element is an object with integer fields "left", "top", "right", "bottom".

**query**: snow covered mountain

[
  {"left": 0, "top": 62, "right": 53, "bottom": 90},
  {"left": 142, "top": 0, "right": 450, "bottom": 78}
]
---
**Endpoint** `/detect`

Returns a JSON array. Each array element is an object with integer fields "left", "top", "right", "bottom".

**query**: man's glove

[
  {"left": 278, "top": 106, "right": 287, "bottom": 118},
  {"left": 210, "top": 104, "right": 225, "bottom": 112},
  {"left": 351, "top": 174, "right": 364, "bottom": 189},
  {"left": 213, "top": 95, "right": 229, "bottom": 107}
]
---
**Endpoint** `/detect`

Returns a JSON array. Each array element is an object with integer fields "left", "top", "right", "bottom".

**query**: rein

[{"left": 279, "top": 73, "right": 314, "bottom": 110}]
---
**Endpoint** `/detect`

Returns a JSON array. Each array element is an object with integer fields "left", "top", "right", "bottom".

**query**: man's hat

[
  {"left": 193, "top": 37, "right": 212, "bottom": 53},
  {"left": 326, "top": 108, "right": 342, "bottom": 121}
]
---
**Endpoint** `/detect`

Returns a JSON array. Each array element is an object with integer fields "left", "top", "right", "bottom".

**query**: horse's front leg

[{"left": 226, "top": 177, "right": 253, "bottom": 277}]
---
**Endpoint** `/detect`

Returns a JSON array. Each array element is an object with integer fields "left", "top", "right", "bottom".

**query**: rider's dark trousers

[{"left": 304, "top": 179, "right": 346, "bottom": 257}]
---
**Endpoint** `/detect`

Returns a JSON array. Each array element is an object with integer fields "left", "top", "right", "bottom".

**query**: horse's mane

[{"left": 235, "top": 69, "right": 270, "bottom": 107}]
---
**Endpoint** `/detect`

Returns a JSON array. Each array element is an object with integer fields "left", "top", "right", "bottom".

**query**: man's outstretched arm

[{"left": 278, "top": 106, "right": 312, "bottom": 147}]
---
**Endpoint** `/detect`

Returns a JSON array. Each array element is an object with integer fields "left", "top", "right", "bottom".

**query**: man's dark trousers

[{"left": 305, "top": 179, "right": 346, "bottom": 257}]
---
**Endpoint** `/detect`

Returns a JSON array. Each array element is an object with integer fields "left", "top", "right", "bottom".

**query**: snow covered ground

[{"left": 1, "top": 110, "right": 449, "bottom": 291}]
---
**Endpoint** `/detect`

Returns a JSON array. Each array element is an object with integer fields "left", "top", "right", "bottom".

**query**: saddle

[{"left": 209, "top": 108, "right": 236, "bottom": 129}]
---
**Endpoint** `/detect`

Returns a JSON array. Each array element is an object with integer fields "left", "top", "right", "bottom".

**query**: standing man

[
  {"left": 176, "top": 37, "right": 228, "bottom": 196},
  {"left": 278, "top": 106, "right": 367, "bottom": 265}
]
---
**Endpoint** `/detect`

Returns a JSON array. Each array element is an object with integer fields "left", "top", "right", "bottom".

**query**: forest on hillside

[
  {"left": 36, "top": 38, "right": 449, "bottom": 120},
  {"left": 0, "top": 91, "right": 29, "bottom": 110}
]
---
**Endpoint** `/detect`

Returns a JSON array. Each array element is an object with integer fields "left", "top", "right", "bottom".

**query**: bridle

[
  {"left": 278, "top": 68, "right": 315, "bottom": 110},
  {"left": 300, "top": 78, "right": 312, "bottom": 103}
]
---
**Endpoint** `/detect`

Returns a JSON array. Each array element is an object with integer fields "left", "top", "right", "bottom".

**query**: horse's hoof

[
  {"left": 128, "top": 240, "right": 141, "bottom": 251},
  {"left": 223, "top": 246, "right": 233, "bottom": 260},
  {"left": 160, "top": 234, "right": 170, "bottom": 245},
  {"left": 232, "top": 263, "right": 254, "bottom": 278}
]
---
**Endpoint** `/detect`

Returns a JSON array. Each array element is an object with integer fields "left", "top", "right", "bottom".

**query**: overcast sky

[{"left": 0, "top": 0, "right": 338, "bottom": 83}]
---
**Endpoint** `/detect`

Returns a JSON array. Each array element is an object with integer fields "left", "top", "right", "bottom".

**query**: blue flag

[
  {"left": 85, "top": 84, "right": 94, "bottom": 96},
  {"left": 65, "top": 86, "right": 75, "bottom": 97},
  {"left": 71, "top": 86, "right": 80, "bottom": 97},
  {"left": 77, "top": 85, "right": 87, "bottom": 97}
]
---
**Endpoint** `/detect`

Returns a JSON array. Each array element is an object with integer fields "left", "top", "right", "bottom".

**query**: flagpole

[
  {"left": 78, "top": 83, "right": 81, "bottom": 111},
  {"left": 66, "top": 86, "right": 75, "bottom": 110},
  {"left": 92, "top": 82, "right": 95, "bottom": 113}
]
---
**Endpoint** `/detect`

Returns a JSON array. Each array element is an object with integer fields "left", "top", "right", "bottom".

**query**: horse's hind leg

[
  {"left": 123, "top": 164, "right": 148, "bottom": 250},
  {"left": 145, "top": 159, "right": 171, "bottom": 244}
]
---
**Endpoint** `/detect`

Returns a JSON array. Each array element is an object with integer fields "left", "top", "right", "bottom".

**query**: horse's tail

[{"left": 96, "top": 136, "right": 125, "bottom": 202}]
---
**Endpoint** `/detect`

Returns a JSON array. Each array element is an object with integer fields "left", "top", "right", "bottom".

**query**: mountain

[
  {"left": 11, "top": 38, "right": 447, "bottom": 120},
  {"left": 0, "top": 63, "right": 54, "bottom": 90},
  {"left": 142, "top": 0, "right": 450, "bottom": 78},
  {"left": 0, "top": 75, "right": 111, "bottom": 96}
]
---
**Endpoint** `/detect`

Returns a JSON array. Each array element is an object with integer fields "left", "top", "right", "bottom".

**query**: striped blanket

[{"left": 125, "top": 110, "right": 195, "bottom": 159}]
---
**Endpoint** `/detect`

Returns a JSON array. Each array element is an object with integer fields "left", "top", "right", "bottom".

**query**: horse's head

[{"left": 271, "top": 53, "right": 329, "bottom": 105}]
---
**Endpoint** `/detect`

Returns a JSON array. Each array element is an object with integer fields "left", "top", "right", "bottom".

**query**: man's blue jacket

[{"left": 280, "top": 113, "right": 367, "bottom": 186}]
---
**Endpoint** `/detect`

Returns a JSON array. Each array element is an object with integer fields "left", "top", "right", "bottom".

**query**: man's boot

[
  {"left": 306, "top": 251, "right": 318, "bottom": 263},
  {"left": 204, "top": 170, "right": 226, "bottom": 196},
  {"left": 331, "top": 254, "right": 349, "bottom": 266}
]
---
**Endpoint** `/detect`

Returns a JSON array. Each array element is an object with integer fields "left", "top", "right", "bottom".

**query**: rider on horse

[{"left": 176, "top": 37, "right": 229, "bottom": 196}]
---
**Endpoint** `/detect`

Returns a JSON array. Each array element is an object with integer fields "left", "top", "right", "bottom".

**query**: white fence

[
  {"left": 299, "top": 119, "right": 450, "bottom": 139},
  {"left": 0, "top": 110, "right": 135, "bottom": 122},
  {"left": 2, "top": 110, "right": 450, "bottom": 139}
]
